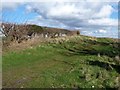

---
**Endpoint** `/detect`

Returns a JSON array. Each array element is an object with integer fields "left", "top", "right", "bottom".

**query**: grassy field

[{"left": 2, "top": 35, "right": 120, "bottom": 88}]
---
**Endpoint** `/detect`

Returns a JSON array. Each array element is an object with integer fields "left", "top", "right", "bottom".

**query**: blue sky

[
  {"left": 1, "top": 1, "right": 119, "bottom": 38},
  {"left": 2, "top": 4, "right": 38, "bottom": 24}
]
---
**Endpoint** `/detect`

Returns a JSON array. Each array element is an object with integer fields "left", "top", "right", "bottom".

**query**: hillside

[
  {"left": 2, "top": 35, "right": 120, "bottom": 88},
  {"left": 2, "top": 23, "right": 80, "bottom": 46}
]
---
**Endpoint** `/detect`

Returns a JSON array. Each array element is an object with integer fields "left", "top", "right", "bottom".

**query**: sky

[{"left": 1, "top": 0, "right": 119, "bottom": 38}]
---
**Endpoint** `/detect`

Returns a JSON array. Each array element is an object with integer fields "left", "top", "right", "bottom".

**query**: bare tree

[
  {"left": 1, "top": 22, "right": 13, "bottom": 37},
  {"left": 1, "top": 21, "right": 31, "bottom": 43}
]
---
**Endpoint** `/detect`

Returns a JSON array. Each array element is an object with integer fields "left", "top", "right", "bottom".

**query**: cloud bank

[{"left": 1, "top": 1, "right": 119, "bottom": 38}]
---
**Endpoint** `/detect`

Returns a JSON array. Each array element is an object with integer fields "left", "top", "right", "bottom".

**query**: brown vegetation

[{"left": 1, "top": 22, "right": 80, "bottom": 47}]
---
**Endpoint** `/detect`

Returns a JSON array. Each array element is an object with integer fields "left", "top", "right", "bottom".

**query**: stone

[
  {"left": 115, "top": 55, "right": 120, "bottom": 61},
  {"left": 98, "top": 53, "right": 101, "bottom": 57}
]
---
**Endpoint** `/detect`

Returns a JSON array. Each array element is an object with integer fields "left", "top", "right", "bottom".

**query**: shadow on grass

[
  {"left": 62, "top": 41, "right": 120, "bottom": 57},
  {"left": 53, "top": 38, "right": 120, "bottom": 58},
  {"left": 61, "top": 47, "right": 120, "bottom": 74},
  {"left": 88, "top": 60, "right": 120, "bottom": 74},
  {"left": 61, "top": 47, "right": 119, "bottom": 58}
]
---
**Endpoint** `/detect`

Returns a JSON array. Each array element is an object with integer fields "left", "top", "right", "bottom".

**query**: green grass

[{"left": 2, "top": 35, "right": 120, "bottom": 88}]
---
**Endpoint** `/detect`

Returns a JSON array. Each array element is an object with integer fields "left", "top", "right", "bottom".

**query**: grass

[{"left": 2, "top": 35, "right": 120, "bottom": 88}]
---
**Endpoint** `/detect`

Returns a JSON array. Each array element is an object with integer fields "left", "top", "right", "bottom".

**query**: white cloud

[
  {"left": 1, "top": 1, "right": 118, "bottom": 38},
  {"left": 94, "top": 5, "right": 113, "bottom": 18},
  {"left": 98, "top": 29, "right": 107, "bottom": 33},
  {"left": 88, "top": 18, "right": 117, "bottom": 26},
  {"left": 1, "top": 0, "right": 120, "bottom": 2},
  {"left": 1, "top": 2, "right": 25, "bottom": 10},
  {"left": 25, "top": 2, "right": 117, "bottom": 26},
  {"left": 26, "top": 5, "right": 33, "bottom": 13}
]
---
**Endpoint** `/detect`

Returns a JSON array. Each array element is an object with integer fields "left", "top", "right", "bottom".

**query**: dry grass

[
  {"left": 2, "top": 36, "right": 79, "bottom": 53},
  {"left": 3, "top": 37, "right": 49, "bottom": 53}
]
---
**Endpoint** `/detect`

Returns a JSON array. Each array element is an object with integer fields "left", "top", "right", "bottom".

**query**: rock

[
  {"left": 98, "top": 53, "right": 101, "bottom": 57},
  {"left": 115, "top": 76, "right": 120, "bottom": 89},
  {"left": 115, "top": 55, "right": 120, "bottom": 61},
  {"left": 30, "top": 46, "right": 33, "bottom": 49},
  {"left": 114, "top": 55, "right": 120, "bottom": 64},
  {"left": 110, "top": 44, "right": 112, "bottom": 46},
  {"left": 20, "top": 86, "right": 24, "bottom": 88}
]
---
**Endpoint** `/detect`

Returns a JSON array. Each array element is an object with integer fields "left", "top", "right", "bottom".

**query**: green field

[{"left": 2, "top": 35, "right": 120, "bottom": 88}]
